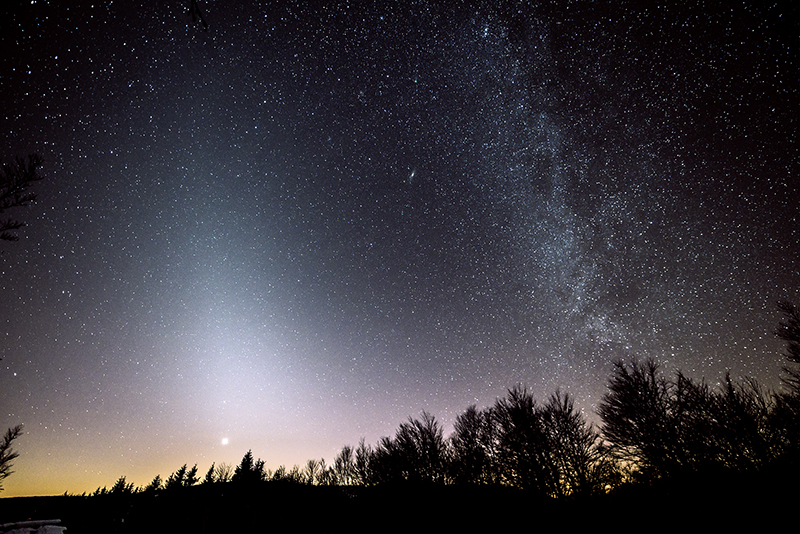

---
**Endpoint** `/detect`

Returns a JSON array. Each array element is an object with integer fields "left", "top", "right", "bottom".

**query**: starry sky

[{"left": 1, "top": 1, "right": 797, "bottom": 496}]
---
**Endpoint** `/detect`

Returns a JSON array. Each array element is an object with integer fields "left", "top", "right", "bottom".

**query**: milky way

[{"left": 1, "top": 1, "right": 797, "bottom": 496}]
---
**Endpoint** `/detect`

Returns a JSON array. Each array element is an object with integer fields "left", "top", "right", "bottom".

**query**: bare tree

[
  {"left": 599, "top": 356, "right": 790, "bottom": 484},
  {"left": 598, "top": 359, "right": 675, "bottom": 482},
  {"left": 450, "top": 405, "right": 495, "bottom": 485},
  {"left": 776, "top": 301, "right": 800, "bottom": 391},
  {"left": 541, "top": 390, "right": 608, "bottom": 497},
  {"left": 213, "top": 461, "right": 233, "bottom": 483},
  {"left": 316, "top": 459, "right": 337, "bottom": 486},
  {"left": 333, "top": 445, "right": 356, "bottom": 485},
  {"left": 286, "top": 464, "right": 305, "bottom": 484},
  {"left": 409, "top": 411, "right": 448, "bottom": 483},
  {"left": 353, "top": 438, "right": 372, "bottom": 486},
  {"left": 771, "top": 302, "right": 800, "bottom": 465},
  {"left": 669, "top": 372, "right": 717, "bottom": 471},
  {"left": 492, "top": 385, "right": 555, "bottom": 493},
  {"left": 304, "top": 458, "right": 321, "bottom": 485},
  {"left": 370, "top": 411, "right": 449, "bottom": 484},
  {"left": 711, "top": 375, "right": 778, "bottom": 471}
]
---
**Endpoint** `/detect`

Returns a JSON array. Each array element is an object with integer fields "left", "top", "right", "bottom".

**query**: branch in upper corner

[
  {"left": 0, "top": 154, "right": 44, "bottom": 242},
  {"left": 188, "top": 0, "right": 208, "bottom": 30}
]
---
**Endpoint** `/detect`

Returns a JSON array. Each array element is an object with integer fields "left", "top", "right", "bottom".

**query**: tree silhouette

[
  {"left": 776, "top": 301, "right": 800, "bottom": 391},
  {"left": 0, "top": 155, "right": 43, "bottom": 492},
  {"left": 408, "top": 411, "right": 448, "bottom": 484},
  {"left": 202, "top": 463, "right": 216, "bottom": 485},
  {"left": 770, "top": 302, "right": 800, "bottom": 468},
  {"left": 449, "top": 405, "right": 495, "bottom": 485},
  {"left": 141, "top": 474, "right": 163, "bottom": 494},
  {"left": 304, "top": 459, "right": 322, "bottom": 485},
  {"left": 72, "top": 337, "right": 800, "bottom": 504},
  {"left": 598, "top": 359, "right": 675, "bottom": 483},
  {"left": 449, "top": 388, "right": 614, "bottom": 496},
  {"left": 0, "top": 425, "right": 23, "bottom": 492},
  {"left": 668, "top": 372, "right": 720, "bottom": 472},
  {"left": 110, "top": 475, "right": 135, "bottom": 495},
  {"left": 0, "top": 154, "right": 44, "bottom": 242},
  {"left": 213, "top": 461, "right": 233, "bottom": 483},
  {"left": 711, "top": 375, "right": 777, "bottom": 472},
  {"left": 541, "top": 390, "right": 610, "bottom": 497},
  {"left": 370, "top": 411, "right": 448, "bottom": 484},
  {"left": 315, "top": 459, "right": 337, "bottom": 485},
  {"left": 598, "top": 356, "right": 793, "bottom": 485},
  {"left": 232, "top": 450, "right": 265, "bottom": 485},
  {"left": 270, "top": 465, "right": 286, "bottom": 482},
  {"left": 279, "top": 464, "right": 305, "bottom": 484},
  {"left": 492, "top": 385, "right": 556, "bottom": 493},
  {"left": 332, "top": 444, "right": 356, "bottom": 485},
  {"left": 353, "top": 438, "right": 373, "bottom": 486},
  {"left": 165, "top": 464, "right": 198, "bottom": 489}
]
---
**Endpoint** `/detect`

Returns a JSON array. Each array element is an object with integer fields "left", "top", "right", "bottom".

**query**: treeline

[
  {"left": 92, "top": 302, "right": 800, "bottom": 499},
  {"left": 91, "top": 386, "right": 609, "bottom": 499}
]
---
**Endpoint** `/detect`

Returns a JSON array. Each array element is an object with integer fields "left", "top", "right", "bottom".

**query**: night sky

[{"left": 1, "top": 1, "right": 797, "bottom": 496}]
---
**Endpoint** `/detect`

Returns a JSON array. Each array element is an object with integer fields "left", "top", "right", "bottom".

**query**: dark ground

[{"left": 0, "top": 477, "right": 790, "bottom": 533}]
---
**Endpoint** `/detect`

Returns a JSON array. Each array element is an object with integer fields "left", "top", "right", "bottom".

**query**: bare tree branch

[{"left": 0, "top": 154, "right": 44, "bottom": 242}]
